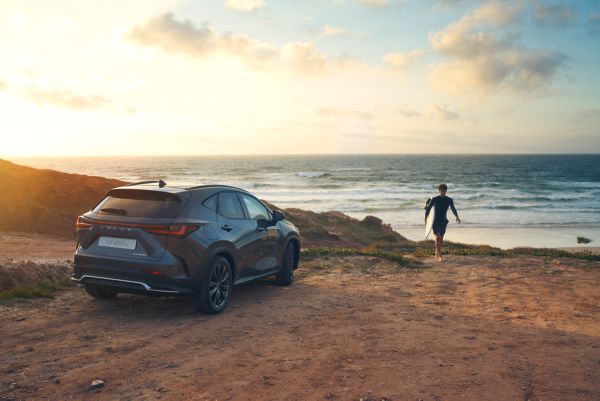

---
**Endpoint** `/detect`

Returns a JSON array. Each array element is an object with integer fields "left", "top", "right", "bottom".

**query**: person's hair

[{"left": 438, "top": 183, "right": 448, "bottom": 191}]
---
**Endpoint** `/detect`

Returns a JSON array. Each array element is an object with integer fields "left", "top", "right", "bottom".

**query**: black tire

[
  {"left": 276, "top": 243, "right": 295, "bottom": 286},
  {"left": 85, "top": 285, "right": 118, "bottom": 300},
  {"left": 195, "top": 256, "right": 233, "bottom": 314}
]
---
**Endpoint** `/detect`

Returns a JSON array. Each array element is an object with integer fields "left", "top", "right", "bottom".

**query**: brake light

[
  {"left": 143, "top": 269, "right": 163, "bottom": 275},
  {"left": 76, "top": 216, "right": 92, "bottom": 229},
  {"left": 145, "top": 224, "right": 200, "bottom": 237},
  {"left": 75, "top": 216, "right": 198, "bottom": 237}
]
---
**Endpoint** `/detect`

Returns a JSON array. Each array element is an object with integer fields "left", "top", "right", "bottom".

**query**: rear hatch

[{"left": 77, "top": 188, "right": 189, "bottom": 261}]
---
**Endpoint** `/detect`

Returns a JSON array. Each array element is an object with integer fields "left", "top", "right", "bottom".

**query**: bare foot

[{"left": 437, "top": 256, "right": 443, "bottom": 262}]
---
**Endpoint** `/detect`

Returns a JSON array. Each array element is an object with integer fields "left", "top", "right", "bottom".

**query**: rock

[
  {"left": 52, "top": 377, "right": 60, "bottom": 384},
  {"left": 90, "top": 379, "right": 104, "bottom": 389},
  {"left": 361, "top": 215, "right": 383, "bottom": 229},
  {"left": 464, "top": 335, "right": 477, "bottom": 340},
  {"left": 577, "top": 236, "right": 592, "bottom": 244}
]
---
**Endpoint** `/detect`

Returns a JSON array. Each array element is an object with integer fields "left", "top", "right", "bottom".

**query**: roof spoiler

[{"left": 126, "top": 180, "right": 167, "bottom": 188}]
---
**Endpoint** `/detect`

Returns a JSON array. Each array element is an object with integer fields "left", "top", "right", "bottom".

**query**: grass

[
  {"left": 301, "top": 246, "right": 420, "bottom": 268},
  {"left": 0, "top": 277, "right": 74, "bottom": 302},
  {"left": 414, "top": 242, "right": 600, "bottom": 261},
  {"left": 301, "top": 243, "right": 600, "bottom": 269}
]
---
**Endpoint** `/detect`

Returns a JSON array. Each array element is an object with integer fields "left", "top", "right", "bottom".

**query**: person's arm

[
  {"left": 450, "top": 198, "right": 461, "bottom": 223},
  {"left": 424, "top": 198, "right": 434, "bottom": 223}
]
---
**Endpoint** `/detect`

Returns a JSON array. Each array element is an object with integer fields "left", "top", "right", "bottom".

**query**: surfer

[{"left": 425, "top": 184, "right": 461, "bottom": 261}]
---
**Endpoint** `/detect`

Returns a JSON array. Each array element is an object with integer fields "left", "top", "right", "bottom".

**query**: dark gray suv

[{"left": 72, "top": 181, "right": 300, "bottom": 314}]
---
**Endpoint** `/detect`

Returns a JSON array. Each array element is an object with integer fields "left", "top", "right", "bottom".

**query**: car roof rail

[
  {"left": 126, "top": 180, "right": 167, "bottom": 188},
  {"left": 185, "top": 184, "right": 247, "bottom": 192}
]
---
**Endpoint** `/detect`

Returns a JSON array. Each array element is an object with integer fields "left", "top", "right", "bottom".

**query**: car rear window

[{"left": 93, "top": 190, "right": 183, "bottom": 218}]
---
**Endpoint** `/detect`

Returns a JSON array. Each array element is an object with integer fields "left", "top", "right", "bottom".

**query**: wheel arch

[{"left": 207, "top": 246, "right": 237, "bottom": 282}]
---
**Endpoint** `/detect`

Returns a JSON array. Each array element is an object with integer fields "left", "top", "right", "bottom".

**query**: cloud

[
  {"left": 383, "top": 50, "right": 425, "bottom": 70},
  {"left": 588, "top": 13, "right": 600, "bottom": 37},
  {"left": 429, "top": 1, "right": 567, "bottom": 94},
  {"left": 426, "top": 104, "right": 460, "bottom": 121},
  {"left": 320, "top": 25, "right": 364, "bottom": 37},
  {"left": 26, "top": 88, "right": 110, "bottom": 110},
  {"left": 315, "top": 107, "right": 373, "bottom": 121},
  {"left": 355, "top": 0, "right": 389, "bottom": 8},
  {"left": 435, "top": 0, "right": 468, "bottom": 8},
  {"left": 281, "top": 42, "right": 327, "bottom": 74},
  {"left": 225, "top": 0, "right": 265, "bottom": 12},
  {"left": 534, "top": 4, "right": 576, "bottom": 27},
  {"left": 322, "top": 25, "right": 347, "bottom": 37},
  {"left": 129, "top": 13, "right": 277, "bottom": 67},
  {"left": 129, "top": 13, "right": 329, "bottom": 74},
  {"left": 574, "top": 108, "right": 600, "bottom": 119},
  {"left": 398, "top": 106, "right": 420, "bottom": 118},
  {"left": 0, "top": 80, "right": 6, "bottom": 91}
]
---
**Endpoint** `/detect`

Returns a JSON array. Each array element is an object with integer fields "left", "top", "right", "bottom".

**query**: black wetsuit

[{"left": 425, "top": 195, "right": 459, "bottom": 237}]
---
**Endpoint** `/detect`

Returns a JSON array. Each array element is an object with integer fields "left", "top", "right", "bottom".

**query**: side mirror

[{"left": 272, "top": 210, "right": 285, "bottom": 222}]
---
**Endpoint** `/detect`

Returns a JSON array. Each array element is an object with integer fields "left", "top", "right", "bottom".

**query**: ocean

[{"left": 12, "top": 154, "right": 600, "bottom": 249}]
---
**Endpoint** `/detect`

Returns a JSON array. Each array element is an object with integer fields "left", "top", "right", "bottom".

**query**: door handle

[{"left": 221, "top": 225, "right": 233, "bottom": 232}]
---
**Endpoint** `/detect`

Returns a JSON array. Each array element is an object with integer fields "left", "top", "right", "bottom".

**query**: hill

[{"left": 0, "top": 159, "right": 125, "bottom": 238}]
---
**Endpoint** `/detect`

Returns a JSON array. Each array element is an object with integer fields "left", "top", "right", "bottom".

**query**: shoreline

[{"left": 399, "top": 225, "right": 599, "bottom": 250}]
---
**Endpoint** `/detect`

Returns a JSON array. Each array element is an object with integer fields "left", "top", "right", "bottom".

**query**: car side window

[
  {"left": 217, "top": 192, "right": 245, "bottom": 219},
  {"left": 202, "top": 194, "right": 217, "bottom": 212},
  {"left": 240, "top": 193, "right": 270, "bottom": 221}
]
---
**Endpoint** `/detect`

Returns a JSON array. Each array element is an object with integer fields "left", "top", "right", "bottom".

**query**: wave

[
  {"left": 296, "top": 172, "right": 331, "bottom": 178},
  {"left": 331, "top": 167, "right": 372, "bottom": 172}
]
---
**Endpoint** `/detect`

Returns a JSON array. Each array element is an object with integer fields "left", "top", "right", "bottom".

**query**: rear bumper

[
  {"left": 71, "top": 275, "right": 195, "bottom": 295},
  {"left": 73, "top": 252, "right": 201, "bottom": 295}
]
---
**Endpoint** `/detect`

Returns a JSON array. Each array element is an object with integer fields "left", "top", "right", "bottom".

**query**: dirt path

[
  {"left": 1, "top": 255, "right": 600, "bottom": 401},
  {"left": 0, "top": 233, "right": 74, "bottom": 263}
]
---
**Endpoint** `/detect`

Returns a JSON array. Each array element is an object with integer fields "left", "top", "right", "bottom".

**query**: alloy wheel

[{"left": 208, "top": 261, "right": 231, "bottom": 309}]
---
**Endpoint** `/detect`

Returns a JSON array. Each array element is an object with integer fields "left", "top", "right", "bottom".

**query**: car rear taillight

[
  {"left": 75, "top": 216, "right": 198, "bottom": 237},
  {"left": 76, "top": 216, "right": 92, "bottom": 229},
  {"left": 145, "top": 224, "right": 200, "bottom": 237}
]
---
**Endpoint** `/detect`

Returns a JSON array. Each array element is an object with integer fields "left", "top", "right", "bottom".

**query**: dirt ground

[
  {"left": 0, "top": 233, "right": 74, "bottom": 263},
  {"left": 1, "top": 253, "right": 600, "bottom": 401}
]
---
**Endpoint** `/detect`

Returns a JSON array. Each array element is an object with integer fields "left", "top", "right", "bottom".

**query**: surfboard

[{"left": 425, "top": 205, "right": 435, "bottom": 239}]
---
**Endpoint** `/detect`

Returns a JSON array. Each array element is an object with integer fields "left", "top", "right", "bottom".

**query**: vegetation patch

[
  {"left": 301, "top": 247, "right": 420, "bottom": 268},
  {"left": 0, "top": 278, "right": 74, "bottom": 302},
  {"left": 414, "top": 243, "right": 600, "bottom": 261}
]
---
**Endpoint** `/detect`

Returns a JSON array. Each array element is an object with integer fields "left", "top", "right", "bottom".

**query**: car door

[
  {"left": 216, "top": 191, "right": 257, "bottom": 281},
  {"left": 238, "top": 193, "right": 279, "bottom": 275}
]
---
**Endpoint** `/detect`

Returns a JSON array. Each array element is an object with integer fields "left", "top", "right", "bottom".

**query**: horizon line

[{"left": 4, "top": 152, "right": 600, "bottom": 159}]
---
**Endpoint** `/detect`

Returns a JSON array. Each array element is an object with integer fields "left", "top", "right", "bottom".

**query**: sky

[{"left": 0, "top": 0, "right": 599, "bottom": 156}]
